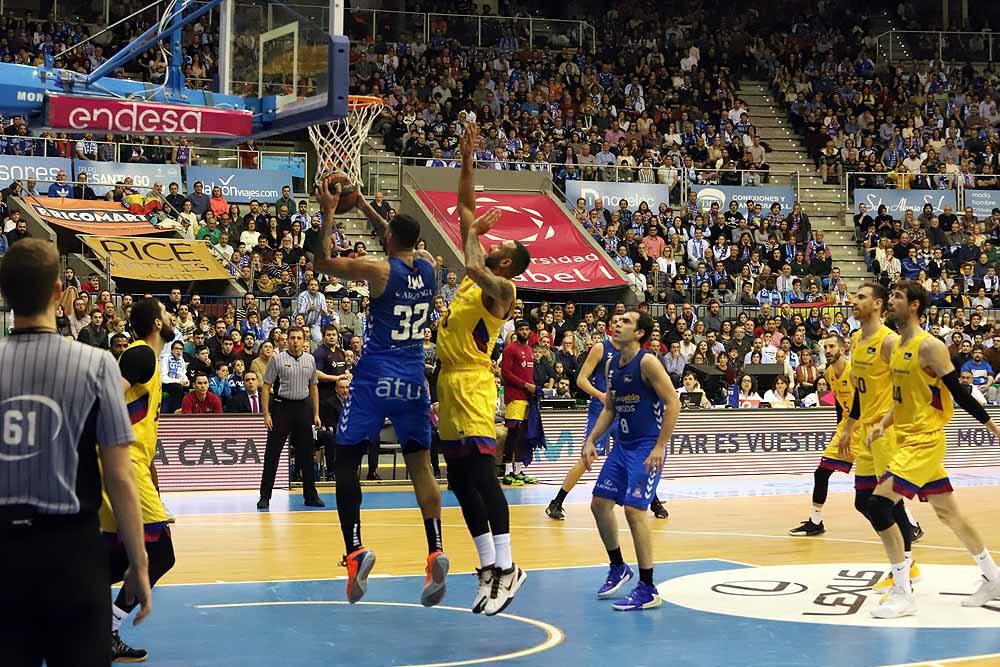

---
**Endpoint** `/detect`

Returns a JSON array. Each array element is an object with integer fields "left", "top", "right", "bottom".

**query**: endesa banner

[
  {"left": 154, "top": 415, "right": 288, "bottom": 491},
  {"left": 82, "top": 236, "right": 233, "bottom": 281},
  {"left": 0, "top": 155, "right": 71, "bottom": 183},
  {"left": 853, "top": 188, "right": 957, "bottom": 215},
  {"left": 418, "top": 191, "right": 627, "bottom": 291},
  {"left": 186, "top": 166, "right": 292, "bottom": 203},
  {"left": 44, "top": 94, "right": 253, "bottom": 138},
  {"left": 564, "top": 180, "right": 670, "bottom": 210},
  {"left": 690, "top": 184, "right": 796, "bottom": 211},
  {"left": 74, "top": 161, "right": 182, "bottom": 196},
  {"left": 21, "top": 196, "right": 157, "bottom": 235}
]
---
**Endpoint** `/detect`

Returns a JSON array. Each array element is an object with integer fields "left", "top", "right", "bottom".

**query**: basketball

[{"left": 323, "top": 172, "right": 359, "bottom": 213}]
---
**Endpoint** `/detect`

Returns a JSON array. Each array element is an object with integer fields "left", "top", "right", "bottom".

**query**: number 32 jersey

[{"left": 365, "top": 256, "right": 437, "bottom": 380}]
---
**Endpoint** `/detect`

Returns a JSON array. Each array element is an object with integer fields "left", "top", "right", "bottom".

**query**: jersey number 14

[{"left": 392, "top": 303, "right": 430, "bottom": 341}]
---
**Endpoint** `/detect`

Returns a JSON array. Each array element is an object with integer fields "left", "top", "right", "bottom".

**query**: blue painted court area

[
  {"left": 162, "top": 468, "right": 1000, "bottom": 516},
  {"left": 131, "top": 560, "right": 1000, "bottom": 667}
]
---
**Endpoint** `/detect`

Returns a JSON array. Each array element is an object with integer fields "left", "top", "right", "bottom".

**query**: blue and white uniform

[
  {"left": 593, "top": 349, "right": 664, "bottom": 510},
  {"left": 337, "top": 256, "right": 436, "bottom": 452},
  {"left": 586, "top": 340, "right": 619, "bottom": 455}
]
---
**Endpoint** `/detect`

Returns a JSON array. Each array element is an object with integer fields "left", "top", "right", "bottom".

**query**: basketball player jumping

[
  {"left": 584, "top": 310, "right": 680, "bottom": 611},
  {"left": 865, "top": 281, "right": 1000, "bottom": 617},
  {"left": 436, "top": 123, "right": 531, "bottom": 615},
  {"left": 546, "top": 312, "right": 668, "bottom": 521},
  {"left": 99, "top": 297, "right": 177, "bottom": 661},
  {"left": 789, "top": 333, "right": 860, "bottom": 536},
  {"left": 836, "top": 283, "right": 923, "bottom": 594},
  {"left": 314, "top": 177, "right": 449, "bottom": 607}
]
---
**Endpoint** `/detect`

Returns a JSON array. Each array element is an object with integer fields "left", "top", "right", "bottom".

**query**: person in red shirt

[
  {"left": 181, "top": 373, "right": 223, "bottom": 414},
  {"left": 500, "top": 320, "right": 536, "bottom": 486}
]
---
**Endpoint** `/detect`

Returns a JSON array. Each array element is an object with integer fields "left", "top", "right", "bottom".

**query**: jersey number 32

[{"left": 392, "top": 303, "right": 430, "bottom": 341}]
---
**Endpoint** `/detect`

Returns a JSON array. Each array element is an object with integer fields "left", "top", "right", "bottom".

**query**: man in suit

[
  {"left": 226, "top": 370, "right": 263, "bottom": 414},
  {"left": 316, "top": 377, "right": 351, "bottom": 481}
]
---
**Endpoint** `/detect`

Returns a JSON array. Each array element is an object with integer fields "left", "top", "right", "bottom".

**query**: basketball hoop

[{"left": 308, "top": 94, "right": 385, "bottom": 188}]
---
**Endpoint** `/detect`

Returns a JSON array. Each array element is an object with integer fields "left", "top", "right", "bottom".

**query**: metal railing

[
  {"left": 14, "top": 136, "right": 309, "bottom": 193},
  {"left": 345, "top": 9, "right": 596, "bottom": 53},
  {"left": 876, "top": 30, "right": 1000, "bottom": 63},
  {"left": 359, "top": 153, "right": 803, "bottom": 209}
]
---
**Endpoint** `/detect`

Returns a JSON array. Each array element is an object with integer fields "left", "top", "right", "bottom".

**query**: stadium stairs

[{"left": 738, "top": 80, "right": 869, "bottom": 291}]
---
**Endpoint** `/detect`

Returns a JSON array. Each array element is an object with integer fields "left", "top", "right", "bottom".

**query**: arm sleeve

[
  {"left": 834, "top": 400, "right": 843, "bottom": 423},
  {"left": 118, "top": 345, "right": 157, "bottom": 386},
  {"left": 848, "top": 388, "right": 861, "bottom": 420},
  {"left": 941, "top": 369, "right": 991, "bottom": 424}
]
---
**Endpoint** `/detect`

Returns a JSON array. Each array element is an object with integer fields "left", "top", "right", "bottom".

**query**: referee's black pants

[
  {"left": 0, "top": 515, "right": 110, "bottom": 667},
  {"left": 261, "top": 398, "right": 317, "bottom": 500}
]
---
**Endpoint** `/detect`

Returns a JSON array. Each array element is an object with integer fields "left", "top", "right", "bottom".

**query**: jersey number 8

[{"left": 391, "top": 303, "right": 430, "bottom": 341}]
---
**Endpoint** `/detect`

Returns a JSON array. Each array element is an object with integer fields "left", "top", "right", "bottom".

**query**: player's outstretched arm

[
  {"left": 464, "top": 209, "right": 514, "bottom": 306},
  {"left": 458, "top": 122, "right": 479, "bottom": 246},
  {"left": 642, "top": 353, "right": 681, "bottom": 473},
  {"left": 924, "top": 334, "right": 999, "bottom": 437},
  {"left": 314, "top": 177, "right": 389, "bottom": 294},
  {"left": 356, "top": 190, "right": 388, "bottom": 239}
]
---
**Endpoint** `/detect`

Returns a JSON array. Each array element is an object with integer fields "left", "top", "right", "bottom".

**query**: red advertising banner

[
  {"left": 154, "top": 415, "right": 289, "bottom": 491},
  {"left": 21, "top": 196, "right": 159, "bottom": 235},
  {"left": 418, "top": 191, "right": 626, "bottom": 291},
  {"left": 45, "top": 94, "right": 253, "bottom": 138}
]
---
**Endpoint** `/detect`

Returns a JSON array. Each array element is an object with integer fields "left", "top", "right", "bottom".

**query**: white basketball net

[{"left": 308, "top": 96, "right": 385, "bottom": 187}]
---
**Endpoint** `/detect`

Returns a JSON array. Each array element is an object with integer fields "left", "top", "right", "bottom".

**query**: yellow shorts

[
  {"left": 818, "top": 422, "right": 862, "bottom": 473},
  {"left": 884, "top": 432, "right": 952, "bottom": 500},
  {"left": 437, "top": 367, "right": 498, "bottom": 459},
  {"left": 854, "top": 422, "right": 898, "bottom": 490},
  {"left": 505, "top": 399, "right": 529, "bottom": 423}
]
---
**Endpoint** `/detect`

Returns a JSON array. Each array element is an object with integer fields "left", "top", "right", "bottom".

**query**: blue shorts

[
  {"left": 586, "top": 399, "right": 617, "bottom": 456},
  {"left": 336, "top": 358, "right": 431, "bottom": 453},
  {"left": 592, "top": 439, "right": 663, "bottom": 511}
]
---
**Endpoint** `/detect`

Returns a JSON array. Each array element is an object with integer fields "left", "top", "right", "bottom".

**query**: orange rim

[{"left": 347, "top": 94, "right": 384, "bottom": 110}]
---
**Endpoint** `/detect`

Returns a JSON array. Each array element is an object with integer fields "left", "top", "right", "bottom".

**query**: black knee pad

[
  {"left": 866, "top": 495, "right": 897, "bottom": 532},
  {"left": 812, "top": 467, "right": 834, "bottom": 505},
  {"left": 854, "top": 489, "right": 872, "bottom": 517}
]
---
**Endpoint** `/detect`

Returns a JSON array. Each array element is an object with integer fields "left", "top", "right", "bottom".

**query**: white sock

[
  {"left": 504, "top": 463, "right": 513, "bottom": 475},
  {"left": 514, "top": 462, "right": 525, "bottom": 475},
  {"left": 974, "top": 548, "right": 1000, "bottom": 582},
  {"left": 904, "top": 505, "right": 918, "bottom": 526},
  {"left": 473, "top": 532, "right": 495, "bottom": 569},
  {"left": 111, "top": 604, "right": 129, "bottom": 632},
  {"left": 891, "top": 561, "right": 912, "bottom": 595},
  {"left": 494, "top": 533, "right": 513, "bottom": 570},
  {"left": 810, "top": 507, "right": 823, "bottom": 524},
  {"left": 904, "top": 551, "right": 913, "bottom": 568}
]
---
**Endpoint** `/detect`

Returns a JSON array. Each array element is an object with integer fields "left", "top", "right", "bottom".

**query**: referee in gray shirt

[
  {"left": 258, "top": 325, "right": 324, "bottom": 508},
  {"left": 0, "top": 239, "right": 151, "bottom": 666}
]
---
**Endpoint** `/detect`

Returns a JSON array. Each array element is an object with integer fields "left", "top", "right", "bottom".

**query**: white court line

[
  {"left": 190, "top": 600, "right": 564, "bottom": 667},
  {"left": 155, "top": 557, "right": 751, "bottom": 588},
  {"left": 176, "top": 518, "right": 1000, "bottom": 557},
  {"left": 880, "top": 652, "right": 1000, "bottom": 666}
]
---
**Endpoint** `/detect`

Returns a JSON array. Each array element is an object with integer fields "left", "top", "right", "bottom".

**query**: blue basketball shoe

[
  {"left": 597, "top": 563, "right": 634, "bottom": 599},
  {"left": 612, "top": 581, "right": 662, "bottom": 611}
]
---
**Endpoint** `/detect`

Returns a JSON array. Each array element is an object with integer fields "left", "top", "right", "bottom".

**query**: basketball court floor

[{"left": 124, "top": 469, "right": 1000, "bottom": 667}]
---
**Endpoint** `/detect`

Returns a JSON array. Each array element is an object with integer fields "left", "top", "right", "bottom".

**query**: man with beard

[{"left": 500, "top": 320, "right": 536, "bottom": 486}]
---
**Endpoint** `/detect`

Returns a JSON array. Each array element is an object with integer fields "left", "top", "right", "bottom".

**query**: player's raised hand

[
  {"left": 316, "top": 176, "right": 342, "bottom": 213},
  {"left": 581, "top": 441, "right": 598, "bottom": 472},
  {"left": 471, "top": 208, "right": 500, "bottom": 236},
  {"left": 460, "top": 122, "right": 478, "bottom": 161}
]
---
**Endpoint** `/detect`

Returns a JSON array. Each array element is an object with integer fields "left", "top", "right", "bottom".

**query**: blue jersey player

[
  {"left": 314, "top": 177, "right": 449, "bottom": 609},
  {"left": 546, "top": 313, "right": 668, "bottom": 521},
  {"left": 583, "top": 311, "right": 680, "bottom": 611}
]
